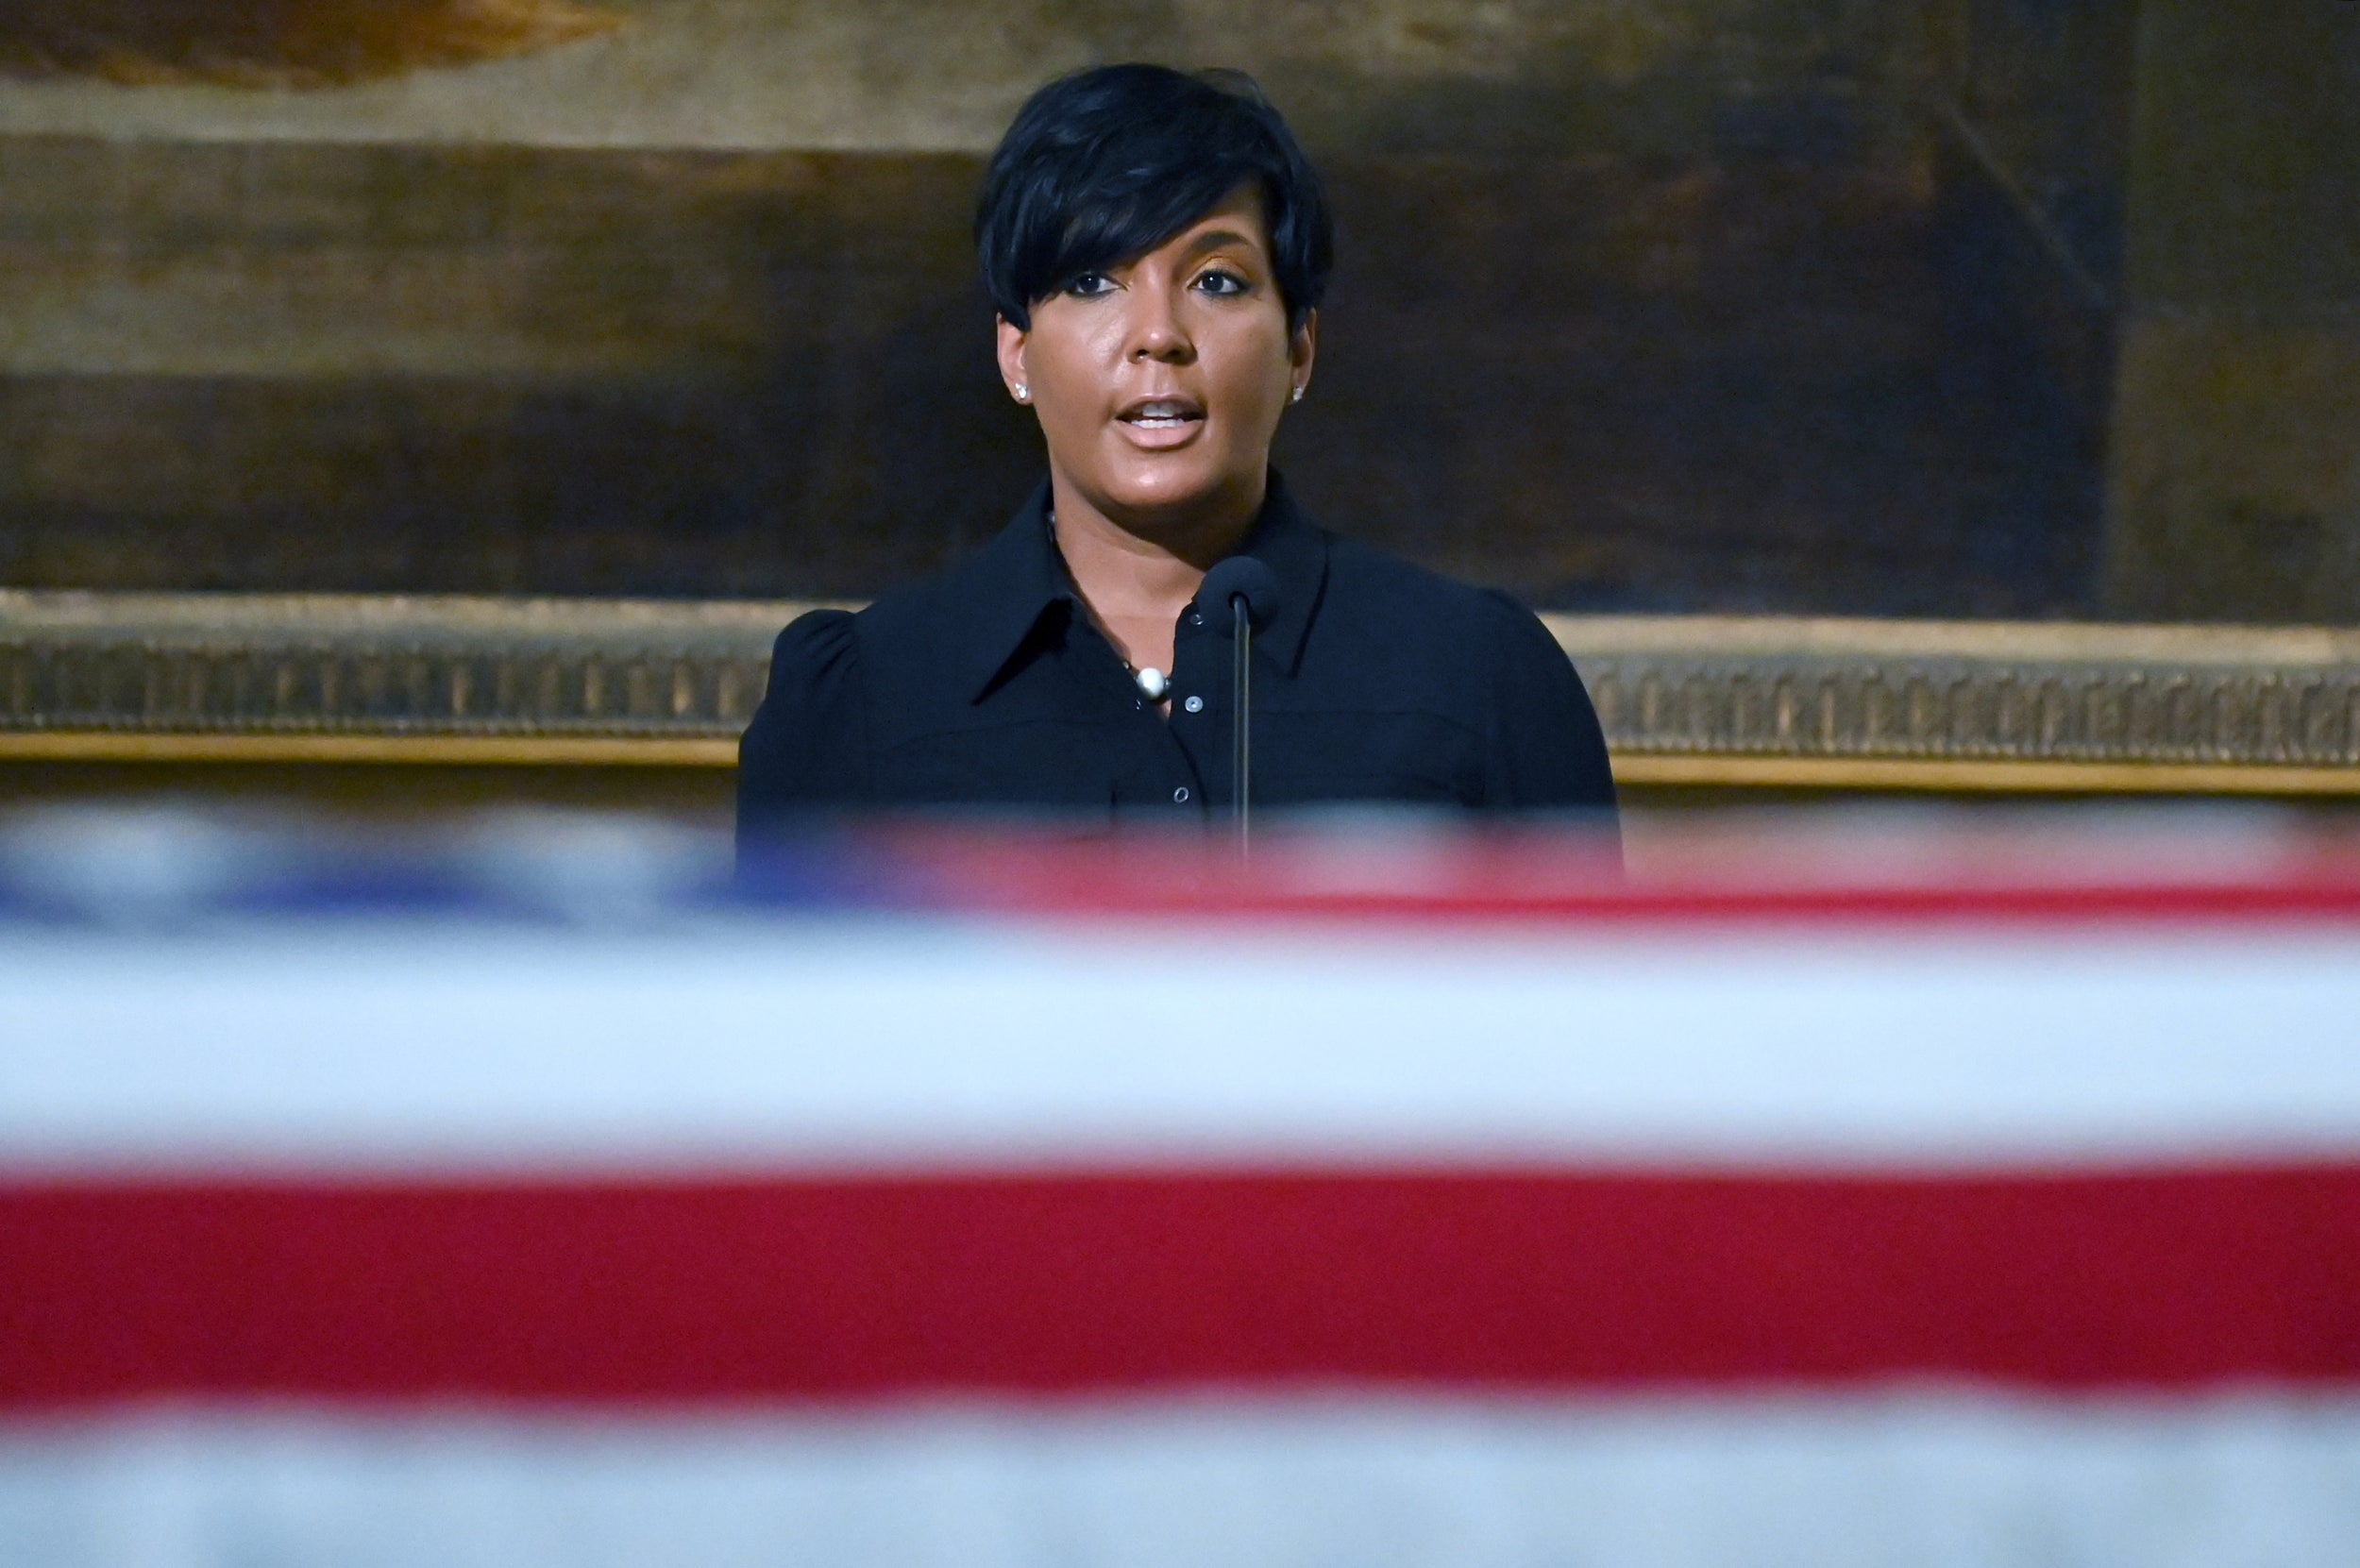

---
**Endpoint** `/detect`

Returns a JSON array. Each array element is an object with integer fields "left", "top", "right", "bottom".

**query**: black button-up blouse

[{"left": 737, "top": 475, "right": 1616, "bottom": 835}]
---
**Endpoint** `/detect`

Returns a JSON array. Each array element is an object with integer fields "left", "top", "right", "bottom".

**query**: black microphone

[{"left": 1194, "top": 557, "right": 1282, "bottom": 856}]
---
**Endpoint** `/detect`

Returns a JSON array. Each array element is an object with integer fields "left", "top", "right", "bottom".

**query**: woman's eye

[
  {"left": 1065, "top": 271, "right": 1115, "bottom": 296},
  {"left": 1194, "top": 269, "right": 1248, "bottom": 296}
]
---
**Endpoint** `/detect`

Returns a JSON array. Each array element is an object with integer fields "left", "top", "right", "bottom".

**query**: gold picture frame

[{"left": 6, "top": 591, "right": 2356, "bottom": 795}]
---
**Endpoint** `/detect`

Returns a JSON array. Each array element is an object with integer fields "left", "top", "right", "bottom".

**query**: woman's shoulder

[
  {"left": 1320, "top": 532, "right": 1562, "bottom": 658},
  {"left": 761, "top": 606, "right": 863, "bottom": 700},
  {"left": 1315, "top": 530, "right": 1611, "bottom": 812},
  {"left": 739, "top": 608, "right": 868, "bottom": 818},
  {"left": 769, "top": 604, "right": 857, "bottom": 659},
  {"left": 750, "top": 607, "right": 865, "bottom": 732},
  {"left": 766, "top": 533, "right": 999, "bottom": 671}
]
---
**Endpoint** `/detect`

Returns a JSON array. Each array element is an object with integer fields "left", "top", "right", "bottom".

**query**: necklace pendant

[{"left": 1134, "top": 666, "right": 1168, "bottom": 700}]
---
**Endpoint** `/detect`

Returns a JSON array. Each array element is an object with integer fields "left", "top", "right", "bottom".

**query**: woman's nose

[{"left": 1125, "top": 286, "right": 1193, "bottom": 362}]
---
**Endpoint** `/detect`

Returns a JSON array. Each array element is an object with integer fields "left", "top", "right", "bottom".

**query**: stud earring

[
  {"left": 1012, "top": 383, "right": 1030, "bottom": 403},
  {"left": 1290, "top": 384, "right": 1306, "bottom": 403}
]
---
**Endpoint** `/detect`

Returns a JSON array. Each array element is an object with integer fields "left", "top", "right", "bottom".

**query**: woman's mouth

[
  {"left": 1116, "top": 397, "right": 1205, "bottom": 447},
  {"left": 1118, "top": 398, "right": 1204, "bottom": 430}
]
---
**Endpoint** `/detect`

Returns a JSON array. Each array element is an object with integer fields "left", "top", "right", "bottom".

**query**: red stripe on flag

[
  {"left": 978, "top": 884, "right": 2360, "bottom": 924},
  {"left": 888, "top": 831, "right": 2360, "bottom": 925},
  {"left": 7, "top": 1167, "right": 2360, "bottom": 1405}
]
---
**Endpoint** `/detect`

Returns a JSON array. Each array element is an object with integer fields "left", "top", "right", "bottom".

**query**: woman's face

[{"left": 997, "top": 184, "right": 1315, "bottom": 536}]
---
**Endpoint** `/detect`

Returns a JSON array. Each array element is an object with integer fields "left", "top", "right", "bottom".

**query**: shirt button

[
  {"left": 1183, "top": 695, "right": 1204, "bottom": 714},
  {"left": 1172, "top": 786, "right": 1191, "bottom": 803},
  {"left": 1187, "top": 610, "right": 1203, "bottom": 626}
]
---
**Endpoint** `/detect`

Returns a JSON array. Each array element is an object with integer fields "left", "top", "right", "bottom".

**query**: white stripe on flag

[
  {"left": 8, "top": 1395, "right": 2360, "bottom": 1568},
  {"left": 6, "top": 921, "right": 2360, "bottom": 1172}
]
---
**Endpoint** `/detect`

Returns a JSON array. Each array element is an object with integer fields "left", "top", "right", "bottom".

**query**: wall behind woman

[{"left": 0, "top": 0, "right": 2140, "bottom": 618}]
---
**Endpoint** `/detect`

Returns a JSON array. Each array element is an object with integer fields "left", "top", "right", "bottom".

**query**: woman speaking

[{"left": 738, "top": 65, "right": 1616, "bottom": 832}]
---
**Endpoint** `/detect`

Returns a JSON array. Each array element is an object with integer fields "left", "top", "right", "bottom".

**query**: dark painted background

[{"left": 0, "top": 0, "right": 2148, "bottom": 616}]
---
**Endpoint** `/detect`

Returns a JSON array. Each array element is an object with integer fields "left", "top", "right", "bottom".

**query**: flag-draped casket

[{"left": 6, "top": 818, "right": 2360, "bottom": 1566}]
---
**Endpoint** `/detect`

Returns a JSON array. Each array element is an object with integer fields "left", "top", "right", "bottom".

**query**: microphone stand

[{"left": 1195, "top": 555, "right": 1278, "bottom": 866}]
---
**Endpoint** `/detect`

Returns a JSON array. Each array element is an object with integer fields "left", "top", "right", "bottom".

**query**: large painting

[{"left": 0, "top": 0, "right": 2151, "bottom": 616}]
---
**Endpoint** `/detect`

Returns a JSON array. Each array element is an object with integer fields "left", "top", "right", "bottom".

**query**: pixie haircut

[{"left": 976, "top": 64, "right": 1334, "bottom": 333}]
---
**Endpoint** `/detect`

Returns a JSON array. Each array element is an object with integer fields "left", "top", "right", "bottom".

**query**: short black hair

[{"left": 975, "top": 64, "right": 1333, "bottom": 333}]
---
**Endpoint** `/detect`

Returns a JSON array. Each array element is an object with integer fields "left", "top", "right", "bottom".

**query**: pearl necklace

[{"left": 1049, "top": 507, "right": 1170, "bottom": 701}]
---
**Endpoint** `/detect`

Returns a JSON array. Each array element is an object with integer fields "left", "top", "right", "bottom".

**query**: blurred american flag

[{"left": 5, "top": 804, "right": 2360, "bottom": 1567}]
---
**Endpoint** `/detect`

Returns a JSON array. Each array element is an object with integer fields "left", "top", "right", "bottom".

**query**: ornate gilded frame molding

[{"left": 4, "top": 591, "right": 2358, "bottom": 792}]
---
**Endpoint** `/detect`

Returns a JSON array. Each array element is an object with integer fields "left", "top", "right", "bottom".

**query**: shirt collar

[
  {"left": 958, "top": 472, "right": 1329, "bottom": 703},
  {"left": 1225, "top": 470, "right": 1324, "bottom": 678},
  {"left": 956, "top": 479, "right": 1074, "bottom": 703}
]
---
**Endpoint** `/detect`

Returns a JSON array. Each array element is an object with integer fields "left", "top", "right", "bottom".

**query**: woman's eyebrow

[{"left": 1175, "top": 228, "right": 1263, "bottom": 261}]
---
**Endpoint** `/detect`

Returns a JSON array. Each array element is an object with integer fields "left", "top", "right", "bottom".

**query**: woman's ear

[
  {"left": 995, "top": 315, "right": 1032, "bottom": 404},
  {"left": 1289, "top": 308, "right": 1318, "bottom": 396}
]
